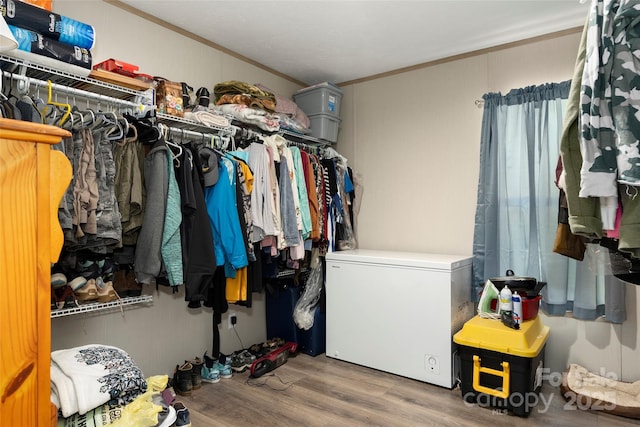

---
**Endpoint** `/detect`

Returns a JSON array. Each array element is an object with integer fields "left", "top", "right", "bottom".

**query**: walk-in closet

[{"left": 3, "top": 1, "right": 640, "bottom": 426}]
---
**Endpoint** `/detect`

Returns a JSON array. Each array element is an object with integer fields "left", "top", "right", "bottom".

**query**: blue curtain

[{"left": 471, "top": 81, "right": 625, "bottom": 323}]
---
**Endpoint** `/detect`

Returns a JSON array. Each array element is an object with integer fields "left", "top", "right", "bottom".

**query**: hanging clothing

[
  {"left": 290, "top": 146, "right": 312, "bottom": 240},
  {"left": 301, "top": 150, "right": 320, "bottom": 241},
  {"left": 263, "top": 144, "right": 282, "bottom": 251},
  {"left": 113, "top": 132, "right": 145, "bottom": 246},
  {"left": 135, "top": 137, "right": 169, "bottom": 285},
  {"left": 160, "top": 149, "right": 184, "bottom": 286},
  {"left": 277, "top": 159, "right": 301, "bottom": 250},
  {"left": 229, "top": 152, "right": 255, "bottom": 261},
  {"left": 178, "top": 145, "right": 217, "bottom": 305},
  {"left": 204, "top": 156, "right": 248, "bottom": 278},
  {"left": 246, "top": 142, "right": 276, "bottom": 241},
  {"left": 72, "top": 127, "right": 99, "bottom": 238}
]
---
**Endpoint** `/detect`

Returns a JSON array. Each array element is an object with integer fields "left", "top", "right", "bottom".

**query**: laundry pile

[{"left": 51, "top": 344, "right": 184, "bottom": 427}]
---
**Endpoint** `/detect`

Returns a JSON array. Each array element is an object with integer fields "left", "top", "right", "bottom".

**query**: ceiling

[{"left": 115, "top": 0, "right": 590, "bottom": 86}]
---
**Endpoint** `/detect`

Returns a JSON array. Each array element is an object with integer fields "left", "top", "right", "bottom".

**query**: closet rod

[
  {"left": 2, "top": 70, "right": 148, "bottom": 112},
  {"left": 165, "top": 125, "right": 223, "bottom": 142}
]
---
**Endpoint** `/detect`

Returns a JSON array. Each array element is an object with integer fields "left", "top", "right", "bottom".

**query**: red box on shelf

[{"left": 93, "top": 59, "right": 139, "bottom": 76}]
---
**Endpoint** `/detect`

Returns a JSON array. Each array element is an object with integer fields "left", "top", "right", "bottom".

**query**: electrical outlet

[
  {"left": 228, "top": 312, "right": 237, "bottom": 329},
  {"left": 425, "top": 355, "right": 440, "bottom": 375}
]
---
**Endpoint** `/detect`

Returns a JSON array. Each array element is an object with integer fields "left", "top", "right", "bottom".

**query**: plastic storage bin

[
  {"left": 453, "top": 315, "right": 550, "bottom": 417},
  {"left": 265, "top": 284, "right": 301, "bottom": 344},
  {"left": 308, "top": 113, "right": 341, "bottom": 144},
  {"left": 265, "top": 283, "right": 326, "bottom": 356},
  {"left": 293, "top": 82, "right": 343, "bottom": 116}
]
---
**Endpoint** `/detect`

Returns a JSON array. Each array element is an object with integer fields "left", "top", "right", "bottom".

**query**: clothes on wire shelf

[{"left": 38, "top": 107, "right": 356, "bottom": 310}]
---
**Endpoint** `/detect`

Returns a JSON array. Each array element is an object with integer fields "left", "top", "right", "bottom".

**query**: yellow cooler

[{"left": 453, "top": 315, "right": 550, "bottom": 417}]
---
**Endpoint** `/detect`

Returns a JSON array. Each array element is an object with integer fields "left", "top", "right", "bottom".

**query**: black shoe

[
  {"left": 190, "top": 357, "right": 203, "bottom": 390},
  {"left": 172, "top": 362, "right": 193, "bottom": 396},
  {"left": 173, "top": 401, "right": 191, "bottom": 427},
  {"left": 196, "top": 87, "right": 210, "bottom": 107}
]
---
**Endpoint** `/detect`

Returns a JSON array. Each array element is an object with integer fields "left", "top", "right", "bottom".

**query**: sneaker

[
  {"left": 51, "top": 273, "right": 67, "bottom": 289},
  {"left": 172, "top": 401, "right": 192, "bottom": 427},
  {"left": 96, "top": 279, "right": 120, "bottom": 303},
  {"left": 190, "top": 357, "right": 203, "bottom": 390},
  {"left": 203, "top": 351, "right": 216, "bottom": 369},
  {"left": 240, "top": 350, "right": 257, "bottom": 367},
  {"left": 229, "top": 352, "right": 247, "bottom": 372},
  {"left": 53, "top": 285, "right": 78, "bottom": 310},
  {"left": 68, "top": 276, "right": 87, "bottom": 291},
  {"left": 172, "top": 362, "right": 193, "bottom": 396},
  {"left": 229, "top": 350, "right": 255, "bottom": 373},
  {"left": 74, "top": 278, "right": 99, "bottom": 302},
  {"left": 99, "top": 257, "right": 116, "bottom": 282},
  {"left": 76, "top": 259, "right": 101, "bottom": 280},
  {"left": 214, "top": 361, "right": 233, "bottom": 379},
  {"left": 201, "top": 364, "right": 220, "bottom": 383}
]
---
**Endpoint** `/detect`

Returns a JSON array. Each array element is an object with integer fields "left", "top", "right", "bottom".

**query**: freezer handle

[{"left": 472, "top": 355, "right": 510, "bottom": 399}]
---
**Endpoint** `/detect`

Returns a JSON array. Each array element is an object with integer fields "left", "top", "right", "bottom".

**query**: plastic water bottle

[
  {"left": 499, "top": 285, "right": 513, "bottom": 313},
  {"left": 512, "top": 292, "right": 522, "bottom": 325}
]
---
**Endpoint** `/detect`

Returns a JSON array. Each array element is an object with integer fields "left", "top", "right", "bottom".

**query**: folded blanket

[
  {"left": 213, "top": 80, "right": 277, "bottom": 112},
  {"left": 51, "top": 344, "right": 147, "bottom": 417},
  {"left": 255, "top": 83, "right": 310, "bottom": 129},
  {"left": 214, "top": 104, "right": 280, "bottom": 132},
  {"left": 51, "top": 362, "right": 79, "bottom": 417}
]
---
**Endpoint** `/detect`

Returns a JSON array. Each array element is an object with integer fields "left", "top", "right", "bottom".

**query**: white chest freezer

[{"left": 325, "top": 249, "right": 474, "bottom": 388}]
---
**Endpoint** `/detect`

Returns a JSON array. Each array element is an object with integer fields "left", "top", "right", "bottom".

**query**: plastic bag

[{"left": 293, "top": 249, "right": 323, "bottom": 330}]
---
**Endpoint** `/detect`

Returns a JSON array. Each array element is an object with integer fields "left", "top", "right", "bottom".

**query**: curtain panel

[{"left": 471, "top": 81, "right": 625, "bottom": 323}]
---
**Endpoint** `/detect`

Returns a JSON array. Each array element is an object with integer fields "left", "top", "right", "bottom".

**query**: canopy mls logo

[{"left": 462, "top": 367, "right": 620, "bottom": 415}]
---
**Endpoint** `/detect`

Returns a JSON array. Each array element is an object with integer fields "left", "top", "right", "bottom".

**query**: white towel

[
  {"left": 51, "top": 344, "right": 146, "bottom": 416},
  {"left": 51, "top": 361, "right": 79, "bottom": 417}
]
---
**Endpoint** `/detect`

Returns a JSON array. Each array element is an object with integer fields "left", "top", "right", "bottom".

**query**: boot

[
  {"left": 190, "top": 357, "right": 203, "bottom": 390},
  {"left": 172, "top": 362, "right": 193, "bottom": 396}
]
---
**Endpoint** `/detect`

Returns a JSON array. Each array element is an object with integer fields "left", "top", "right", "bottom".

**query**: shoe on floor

[
  {"left": 214, "top": 361, "right": 233, "bottom": 379},
  {"left": 190, "top": 357, "right": 203, "bottom": 389},
  {"left": 172, "top": 362, "right": 193, "bottom": 396},
  {"left": 229, "top": 350, "right": 254, "bottom": 373},
  {"left": 201, "top": 363, "right": 220, "bottom": 383},
  {"left": 172, "top": 401, "right": 192, "bottom": 427}
]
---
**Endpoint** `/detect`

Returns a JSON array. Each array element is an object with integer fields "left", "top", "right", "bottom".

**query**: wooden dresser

[{"left": 0, "top": 118, "right": 71, "bottom": 426}]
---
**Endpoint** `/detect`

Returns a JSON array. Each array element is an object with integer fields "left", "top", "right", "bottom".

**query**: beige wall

[
  {"left": 339, "top": 32, "right": 640, "bottom": 381},
  {"left": 50, "top": 1, "right": 640, "bottom": 384}
]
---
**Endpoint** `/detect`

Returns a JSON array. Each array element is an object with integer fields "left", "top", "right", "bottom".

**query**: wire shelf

[
  {"left": 50, "top": 295, "right": 153, "bottom": 318},
  {"left": 280, "top": 129, "right": 329, "bottom": 146},
  {"left": 156, "top": 112, "right": 233, "bottom": 134},
  {"left": 0, "top": 54, "right": 152, "bottom": 102}
]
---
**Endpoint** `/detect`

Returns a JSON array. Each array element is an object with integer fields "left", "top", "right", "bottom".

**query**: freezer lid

[{"left": 325, "top": 249, "right": 472, "bottom": 270}]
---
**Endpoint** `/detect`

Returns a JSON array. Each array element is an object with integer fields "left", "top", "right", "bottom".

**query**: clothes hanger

[
  {"left": 162, "top": 126, "right": 183, "bottom": 168},
  {"left": 99, "top": 111, "right": 124, "bottom": 141},
  {"left": 42, "top": 80, "right": 71, "bottom": 126}
]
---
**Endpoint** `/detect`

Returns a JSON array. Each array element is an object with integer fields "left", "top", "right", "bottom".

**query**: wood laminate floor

[{"left": 178, "top": 353, "right": 640, "bottom": 427}]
